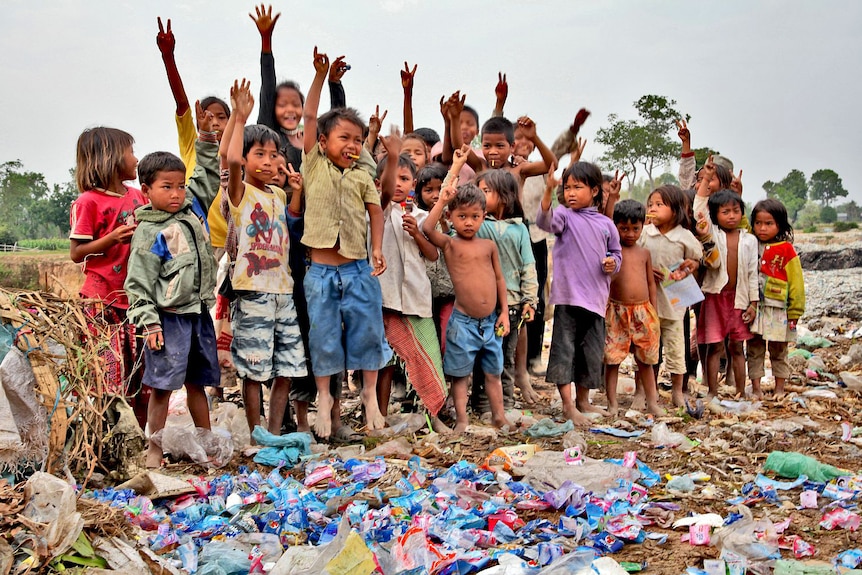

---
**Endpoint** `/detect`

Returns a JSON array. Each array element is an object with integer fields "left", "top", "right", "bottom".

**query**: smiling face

[
  {"left": 449, "top": 202, "right": 485, "bottom": 239},
  {"left": 562, "top": 176, "right": 598, "bottom": 210},
  {"left": 143, "top": 170, "right": 186, "bottom": 213},
  {"left": 275, "top": 86, "right": 303, "bottom": 132},
  {"left": 243, "top": 140, "right": 280, "bottom": 187},
  {"left": 460, "top": 110, "right": 479, "bottom": 145},
  {"left": 320, "top": 119, "right": 364, "bottom": 169},
  {"left": 513, "top": 125, "right": 535, "bottom": 158}
]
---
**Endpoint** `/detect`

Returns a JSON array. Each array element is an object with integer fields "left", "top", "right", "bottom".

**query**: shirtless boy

[
  {"left": 604, "top": 200, "right": 664, "bottom": 416},
  {"left": 422, "top": 181, "right": 514, "bottom": 433}
]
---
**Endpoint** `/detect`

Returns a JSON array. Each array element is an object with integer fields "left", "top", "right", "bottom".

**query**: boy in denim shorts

[
  {"left": 301, "top": 48, "right": 401, "bottom": 439},
  {"left": 226, "top": 80, "right": 306, "bottom": 437},
  {"left": 422, "top": 180, "right": 514, "bottom": 433}
]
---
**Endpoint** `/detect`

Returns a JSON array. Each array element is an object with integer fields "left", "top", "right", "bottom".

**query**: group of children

[{"left": 68, "top": 6, "right": 805, "bottom": 466}]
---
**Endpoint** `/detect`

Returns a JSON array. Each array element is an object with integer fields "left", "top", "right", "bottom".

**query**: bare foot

[
  {"left": 430, "top": 415, "right": 452, "bottom": 434},
  {"left": 361, "top": 387, "right": 386, "bottom": 431},
  {"left": 492, "top": 413, "right": 515, "bottom": 429},
  {"left": 563, "top": 403, "right": 592, "bottom": 427},
  {"left": 297, "top": 423, "right": 311, "bottom": 433},
  {"left": 146, "top": 444, "right": 163, "bottom": 469},
  {"left": 630, "top": 394, "right": 646, "bottom": 411},
  {"left": 453, "top": 420, "right": 468, "bottom": 433},
  {"left": 749, "top": 386, "right": 763, "bottom": 399},
  {"left": 672, "top": 389, "right": 686, "bottom": 407},
  {"left": 314, "top": 394, "right": 334, "bottom": 439},
  {"left": 646, "top": 401, "right": 666, "bottom": 417},
  {"left": 607, "top": 403, "right": 619, "bottom": 417},
  {"left": 577, "top": 400, "right": 608, "bottom": 417},
  {"left": 515, "top": 375, "right": 541, "bottom": 404}
]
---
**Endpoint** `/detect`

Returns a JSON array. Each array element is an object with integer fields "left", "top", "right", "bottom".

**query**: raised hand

[
  {"left": 495, "top": 72, "right": 508, "bottom": 103},
  {"left": 676, "top": 119, "right": 690, "bottom": 143},
  {"left": 232, "top": 79, "right": 254, "bottom": 120},
  {"left": 249, "top": 4, "right": 280, "bottom": 38},
  {"left": 156, "top": 17, "right": 175, "bottom": 57},
  {"left": 368, "top": 105, "right": 387, "bottom": 137},
  {"left": 451, "top": 143, "right": 470, "bottom": 170},
  {"left": 731, "top": 169, "right": 743, "bottom": 196},
  {"left": 517, "top": 116, "right": 538, "bottom": 141},
  {"left": 447, "top": 91, "right": 466, "bottom": 123},
  {"left": 439, "top": 182, "right": 458, "bottom": 205},
  {"left": 380, "top": 126, "right": 403, "bottom": 157},
  {"left": 439, "top": 95, "right": 451, "bottom": 120},
  {"left": 312, "top": 46, "right": 329, "bottom": 75},
  {"left": 286, "top": 163, "right": 303, "bottom": 193},
  {"left": 195, "top": 100, "right": 215, "bottom": 133},
  {"left": 570, "top": 137, "right": 587, "bottom": 162},
  {"left": 608, "top": 170, "right": 625, "bottom": 197},
  {"left": 329, "top": 55, "right": 349, "bottom": 83},
  {"left": 401, "top": 62, "right": 417, "bottom": 91}
]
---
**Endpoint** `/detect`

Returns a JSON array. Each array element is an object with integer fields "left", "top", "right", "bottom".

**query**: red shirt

[{"left": 69, "top": 187, "right": 147, "bottom": 309}]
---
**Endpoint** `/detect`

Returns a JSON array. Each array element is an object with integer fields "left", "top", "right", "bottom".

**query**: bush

[
  {"left": 820, "top": 205, "right": 838, "bottom": 224},
  {"left": 803, "top": 225, "right": 818, "bottom": 233},
  {"left": 17, "top": 238, "right": 71, "bottom": 251},
  {"left": 834, "top": 221, "right": 860, "bottom": 232},
  {"left": 0, "top": 226, "right": 18, "bottom": 246}
]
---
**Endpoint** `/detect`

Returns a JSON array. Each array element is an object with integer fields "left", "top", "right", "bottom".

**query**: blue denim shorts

[
  {"left": 304, "top": 260, "right": 390, "bottom": 376},
  {"left": 231, "top": 292, "right": 308, "bottom": 382},
  {"left": 143, "top": 311, "right": 220, "bottom": 391},
  {"left": 443, "top": 308, "right": 503, "bottom": 378}
]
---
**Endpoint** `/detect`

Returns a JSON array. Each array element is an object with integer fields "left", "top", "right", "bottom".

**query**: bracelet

[{"left": 681, "top": 151, "right": 695, "bottom": 158}]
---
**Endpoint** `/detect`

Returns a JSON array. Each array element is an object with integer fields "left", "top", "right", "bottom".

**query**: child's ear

[
  {"left": 374, "top": 177, "right": 382, "bottom": 191},
  {"left": 318, "top": 132, "right": 327, "bottom": 150},
  {"left": 140, "top": 184, "right": 151, "bottom": 198},
  {"left": 591, "top": 186, "right": 600, "bottom": 197}
]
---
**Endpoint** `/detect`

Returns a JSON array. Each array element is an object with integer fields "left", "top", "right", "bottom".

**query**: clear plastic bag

[{"left": 151, "top": 426, "right": 234, "bottom": 468}]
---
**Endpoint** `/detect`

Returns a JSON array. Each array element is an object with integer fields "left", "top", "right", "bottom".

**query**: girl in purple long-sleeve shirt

[{"left": 536, "top": 162, "right": 621, "bottom": 427}]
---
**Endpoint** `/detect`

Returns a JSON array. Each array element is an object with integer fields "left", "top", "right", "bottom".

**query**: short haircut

[
  {"left": 559, "top": 161, "right": 604, "bottom": 207},
  {"left": 318, "top": 107, "right": 365, "bottom": 138},
  {"left": 475, "top": 169, "right": 523, "bottom": 218},
  {"left": 375, "top": 153, "right": 417, "bottom": 179},
  {"left": 449, "top": 183, "right": 486, "bottom": 212},
  {"left": 200, "top": 96, "right": 230, "bottom": 117},
  {"left": 613, "top": 199, "right": 646, "bottom": 224},
  {"left": 415, "top": 163, "right": 448, "bottom": 210},
  {"left": 481, "top": 116, "right": 515, "bottom": 144},
  {"left": 138, "top": 152, "right": 186, "bottom": 187},
  {"left": 243, "top": 124, "right": 281, "bottom": 157},
  {"left": 75, "top": 126, "right": 135, "bottom": 193},
  {"left": 462, "top": 105, "right": 479, "bottom": 128},
  {"left": 708, "top": 189, "right": 745, "bottom": 225},
  {"left": 649, "top": 185, "right": 689, "bottom": 229},
  {"left": 276, "top": 81, "right": 305, "bottom": 107},
  {"left": 412, "top": 127, "right": 440, "bottom": 148}
]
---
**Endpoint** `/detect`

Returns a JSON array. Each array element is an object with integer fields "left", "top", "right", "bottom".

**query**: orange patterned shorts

[{"left": 604, "top": 300, "right": 660, "bottom": 366}]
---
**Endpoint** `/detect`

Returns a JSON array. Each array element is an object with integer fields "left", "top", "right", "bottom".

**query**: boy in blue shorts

[
  {"left": 422, "top": 181, "right": 514, "bottom": 433},
  {"left": 301, "top": 47, "right": 400, "bottom": 439},
  {"left": 227, "top": 80, "right": 307, "bottom": 437},
  {"left": 126, "top": 150, "right": 220, "bottom": 468}
]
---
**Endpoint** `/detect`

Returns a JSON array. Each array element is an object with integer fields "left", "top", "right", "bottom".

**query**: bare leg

[
  {"left": 267, "top": 377, "right": 290, "bottom": 435},
  {"left": 705, "top": 343, "right": 721, "bottom": 399},
  {"left": 451, "top": 376, "right": 470, "bottom": 433},
  {"left": 558, "top": 383, "right": 591, "bottom": 427},
  {"left": 430, "top": 413, "right": 452, "bottom": 434},
  {"left": 295, "top": 400, "right": 310, "bottom": 432},
  {"left": 575, "top": 386, "right": 608, "bottom": 416},
  {"left": 361, "top": 369, "right": 386, "bottom": 431},
  {"left": 605, "top": 364, "right": 620, "bottom": 415},
  {"left": 146, "top": 388, "right": 171, "bottom": 468},
  {"left": 185, "top": 384, "right": 211, "bottom": 430},
  {"left": 484, "top": 373, "right": 514, "bottom": 428},
  {"left": 671, "top": 373, "right": 686, "bottom": 407},
  {"left": 243, "top": 379, "right": 263, "bottom": 436},
  {"left": 631, "top": 371, "right": 646, "bottom": 411},
  {"left": 728, "top": 341, "right": 747, "bottom": 396},
  {"left": 635, "top": 359, "right": 664, "bottom": 416},
  {"left": 313, "top": 375, "right": 335, "bottom": 439},
  {"left": 377, "top": 365, "right": 395, "bottom": 417},
  {"left": 774, "top": 377, "right": 786, "bottom": 396},
  {"left": 514, "top": 328, "right": 538, "bottom": 403},
  {"left": 750, "top": 377, "right": 762, "bottom": 398}
]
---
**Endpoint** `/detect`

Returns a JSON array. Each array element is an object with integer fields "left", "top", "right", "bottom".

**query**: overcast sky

[{"left": 2, "top": 0, "right": 861, "bottom": 205}]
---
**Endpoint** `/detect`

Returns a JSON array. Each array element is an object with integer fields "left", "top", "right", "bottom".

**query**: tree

[
  {"left": 693, "top": 147, "right": 720, "bottom": 171},
  {"left": 763, "top": 169, "right": 808, "bottom": 222},
  {"left": 808, "top": 169, "right": 848, "bottom": 206},
  {"left": 596, "top": 95, "right": 690, "bottom": 192},
  {"left": 0, "top": 161, "right": 75, "bottom": 240},
  {"left": 625, "top": 173, "right": 679, "bottom": 204},
  {"left": 820, "top": 205, "right": 838, "bottom": 224},
  {"left": 837, "top": 200, "right": 861, "bottom": 222}
]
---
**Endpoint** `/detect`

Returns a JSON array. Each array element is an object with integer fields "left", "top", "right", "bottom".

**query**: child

[
  {"left": 537, "top": 162, "right": 621, "bottom": 426},
  {"left": 638, "top": 185, "right": 703, "bottom": 406},
  {"left": 604, "top": 199, "right": 663, "bottom": 416},
  {"left": 226, "top": 80, "right": 307, "bottom": 436},
  {"left": 748, "top": 199, "right": 805, "bottom": 396},
  {"left": 472, "top": 169, "right": 538, "bottom": 413},
  {"left": 374, "top": 154, "right": 448, "bottom": 427},
  {"left": 422, "top": 183, "right": 514, "bottom": 433},
  {"left": 694, "top": 165, "right": 759, "bottom": 398},
  {"left": 464, "top": 115, "right": 556, "bottom": 182},
  {"left": 401, "top": 133, "right": 430, "bottom": 171},
  {"left": 69, "top": 127, "right": 148, "bottom": 424},
  {"left": 301, "top": 48, "right": 398, "bottom": 439},
  {"left": 125, "top": 152, "right": 219, "bottom": 468}
]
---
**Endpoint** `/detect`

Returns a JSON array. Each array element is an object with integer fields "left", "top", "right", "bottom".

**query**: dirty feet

[
  {"left": 314, "top": 394, "right": 334, "bottom": 439},
  {"left": 361, "top": 387, "right": 386, "bottom": 431},
  {"left": 563, "top": 402, "right": 592, "bottom": 427}
]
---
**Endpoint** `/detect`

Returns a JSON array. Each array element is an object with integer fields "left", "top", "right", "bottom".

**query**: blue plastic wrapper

[
  {"left": 591, "top": 530, "right": 625, "bottom": 554},
  {"left": 538, "top": 542, "right": 564, "bottom": 565},
  {"left": 837, "top": 548, "right": 862, "bottom": 568}
]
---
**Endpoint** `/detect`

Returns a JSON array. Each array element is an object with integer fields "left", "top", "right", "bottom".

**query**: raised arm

[
  {"left": 516, "top": 116, "right": 556, "bottom": 178},
  {"left": 550, "top": 109, "right": 590, "bottom": 160},
  {"left": 365, "top": 105, "right": 386, "bottom": 155},
  {"left": 303, "top": 47, "right": 329, "bottom": 155},
  {"left": 378, "top": 128, "right": 403, "bottom": 210},
  {"left": 446, "top": 91, "right": 483, "bottom": 171},
  {"left": 250, "top": 5, "right": 280, "bottom": 127},
  {"left": 492, "top": 72, "right": 507, "bottom": 118},
  {"left": 401, "top": 62, "right": 417, "bottom": 133},
  {"left": 156, "top": 17, "right": 189, "bottom": 117},
  {"left": 603, "top": 170, "right": 625, "bottom": 218},
  {"left": 440, "top": 95, "right": 454, "bottom": 164},
  {"left": 227, "top": 80, "right": 254, "bottom": 207},
  {"left": 677, "top": 119, "right": 696, "bottom": 191},
  {"left": 422, "top": 183, "right": 457, "bottom": 249},
  {"left": 328, "top": 56, "right": 349, "bottom": 109}
]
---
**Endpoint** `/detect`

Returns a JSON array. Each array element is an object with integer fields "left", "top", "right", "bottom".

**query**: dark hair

[
  {"left": 412, "top": 127, "right": 440, "bottom": 149},
  {"left": 318, "top": 107, "right": 365, "bottom": 138},
  {"left": 138, "top": 152, "right": 186, "bottom": 187},
  {"left": 75, "top": 126, "right": 135, "bottom": 192},
  {"left": 276, "top": 81, "right": 305, "bottom": 107},
  {"left": 613, "top": 199, "right": 646, "bottom": 224},
  {"left": 481, "top": 116, "right": 515, "bottom": 144},
  {"left": 475, "top": 169, "right": 523, "bottom": 219},
  {"left": 715, "top": 164, "right": 733, "bottom": 190},
  {"left": 462, "top": 105, "right": 479, "bottom": 129},
  {"left": 682, "top": 188, "right": 698, "bottom": 234},
  {"left": 449, "top": 183, "right": 486, "bottom": 212},
  {"left": 559, "top": 161, "right": 603, "bottom": 207},
  {"left": 648, "top": 185, "right": 689, "bottom": 229},
  {"left": 375, "top": 153, "right": 417, "bottom": 179},
  {"left": 751, "top": 198, "right": 794, "bottom": 243},
  {"left": 243, "top": 124, "right": 281, "bottom": 157},
  {"left": 200, "top": 96, "right": 231, "bottom": 117},
  {"left": 415, "top": 163, "right": 448, "bottom": 210},
  {"left": 708, "top": 189, "right": 745, "bottom": 226}
]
